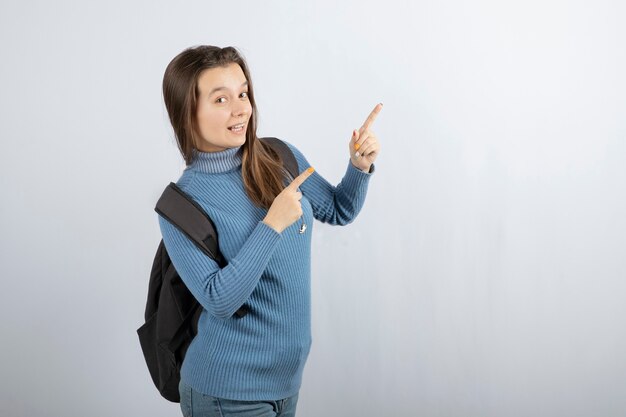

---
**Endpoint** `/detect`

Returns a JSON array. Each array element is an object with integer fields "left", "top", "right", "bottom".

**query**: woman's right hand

[{"left": 262, "top": 167, "right": 315, "bottom": 233}]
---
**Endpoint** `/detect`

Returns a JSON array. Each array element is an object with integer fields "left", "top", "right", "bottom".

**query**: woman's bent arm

[{"left": 158, "top": 216, "right": 282, "bottom": 318}]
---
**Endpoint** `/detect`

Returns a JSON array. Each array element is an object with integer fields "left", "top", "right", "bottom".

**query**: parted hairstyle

[{"left": 162, "top": 45, "right": 289, "bottom": 209}]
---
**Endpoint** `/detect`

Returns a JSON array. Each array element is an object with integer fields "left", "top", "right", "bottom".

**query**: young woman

[{"left": 159, "top": 45, "right": 382, "bottom": 417}]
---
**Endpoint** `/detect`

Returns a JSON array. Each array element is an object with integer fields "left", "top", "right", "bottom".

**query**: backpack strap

[
  {"left": 260, "top": 137, "right": 300, "bottom": 181},
  {"left": 155, "top": 182, "right": 227, "bottom": 268}
]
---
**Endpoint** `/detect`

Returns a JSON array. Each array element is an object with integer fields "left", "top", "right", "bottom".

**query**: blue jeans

[{"left": 178, "top": 379, "right": 299, "bottom": 417}]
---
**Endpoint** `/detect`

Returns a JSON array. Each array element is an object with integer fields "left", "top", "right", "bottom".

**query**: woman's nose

[{"left": 232, "top": 103, "right": 248, "bottom": 117}]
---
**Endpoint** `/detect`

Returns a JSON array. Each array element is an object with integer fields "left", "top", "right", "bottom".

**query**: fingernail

[
  {"left": 354, "top": 143, "right": 360, "bottom": 150},
  {"left": 379, "top": 102, "right": 383, "bottom": 107},
  {"left": 307, "top": 167, "right": 315, "bottom": 174},
  {"left": 355, "top": 152, "right": 360, "bottom": 157}
]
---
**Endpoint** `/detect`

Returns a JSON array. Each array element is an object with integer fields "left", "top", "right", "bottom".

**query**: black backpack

[{"left": 137, "top": 137, "right": 299, "bottom": 403}]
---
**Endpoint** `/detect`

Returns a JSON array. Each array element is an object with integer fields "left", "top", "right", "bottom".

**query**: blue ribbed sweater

[{"left": 157, "top": 139, "right": 375, "bottom": 401}]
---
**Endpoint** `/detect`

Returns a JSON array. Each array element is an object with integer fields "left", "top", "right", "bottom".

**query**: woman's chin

[{"left": 232, "top": 131, "right": 248, "bottom": 145}]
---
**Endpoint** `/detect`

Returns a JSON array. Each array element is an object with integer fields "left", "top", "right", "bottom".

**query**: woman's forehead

[{"left": 198, "top": 63, "right": 247, "bottom": 95}]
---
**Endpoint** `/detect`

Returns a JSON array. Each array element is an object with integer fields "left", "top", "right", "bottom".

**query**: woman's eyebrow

[{"left": 208, "top": 81, "right": 248, "bottom": 96}]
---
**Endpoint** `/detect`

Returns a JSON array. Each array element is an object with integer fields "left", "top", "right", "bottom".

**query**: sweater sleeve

[
  {"left": 284, "top": 140, "right": 375, "bottom": 225},
  {"left": 158, "top": 215, "right": 283, "bottom": 319}
]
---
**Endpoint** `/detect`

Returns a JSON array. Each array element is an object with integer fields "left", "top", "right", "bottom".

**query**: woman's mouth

[{"left": 228, "top": 123, "right": 245, "bottom": 134}]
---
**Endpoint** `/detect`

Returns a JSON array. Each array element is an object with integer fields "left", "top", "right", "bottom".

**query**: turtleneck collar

[{"left": 188, "top": 145, "right": 243, "bottom": 174}]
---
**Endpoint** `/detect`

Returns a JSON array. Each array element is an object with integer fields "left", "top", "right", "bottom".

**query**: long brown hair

[{"left": 162, "top": 45, "right": 288, "bottom": 209}]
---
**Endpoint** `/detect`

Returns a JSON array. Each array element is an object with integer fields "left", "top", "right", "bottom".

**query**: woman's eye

[{"left": 216, "top": 92, "right": 248, "bottom": 103}]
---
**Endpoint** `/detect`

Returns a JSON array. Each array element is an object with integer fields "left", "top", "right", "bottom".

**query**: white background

[{"left": 1, "top": 1, "right": 625, "bottom": 416}]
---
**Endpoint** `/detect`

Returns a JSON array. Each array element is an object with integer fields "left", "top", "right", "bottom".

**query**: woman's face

[{"left": 194, "top": 62, "right": 252, "bottom": 152}]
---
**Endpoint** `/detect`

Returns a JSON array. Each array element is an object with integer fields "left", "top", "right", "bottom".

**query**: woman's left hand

[{"left": 350, "top": 103, "right": 383, "bottom": 172}]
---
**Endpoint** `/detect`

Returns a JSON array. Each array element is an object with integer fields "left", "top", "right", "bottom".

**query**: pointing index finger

[
  {"left": 287, "top": 167, "right": 315, "bottom": 191},
  {"left": 361, "top": 103, "right": 383, "bottom": 132}
]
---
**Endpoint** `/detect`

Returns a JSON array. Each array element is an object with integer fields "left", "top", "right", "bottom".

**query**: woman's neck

[{"left": 188, "top": 145, "right": 243, "bottom": 174}]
